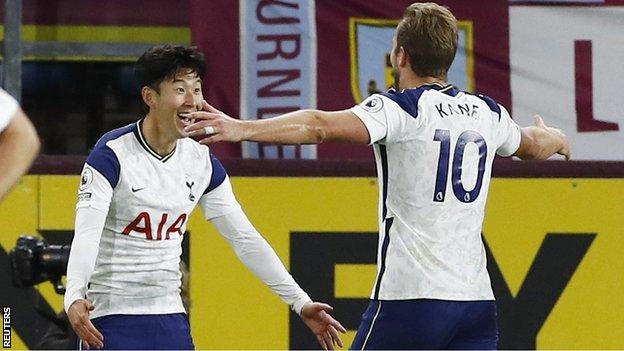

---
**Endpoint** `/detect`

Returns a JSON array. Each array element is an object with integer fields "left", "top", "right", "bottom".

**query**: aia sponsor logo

[{"left": 122, "top": 212, "right": 187, "bottom": 240}]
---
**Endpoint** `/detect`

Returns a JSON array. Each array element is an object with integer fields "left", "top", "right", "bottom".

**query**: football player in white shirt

[
  {"left": 0, "top": 88, "right": 40, "bottom": 202},
  {"left": 64, "top": 45, "right": 345, "bottom": 350},
  {"left": 185, "top": 3, "right": 570, "bottom": 349}
]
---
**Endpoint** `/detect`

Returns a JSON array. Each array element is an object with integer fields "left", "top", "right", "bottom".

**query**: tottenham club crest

[{"left": 186, "top": 181, "right": 195, "bottom": 202}]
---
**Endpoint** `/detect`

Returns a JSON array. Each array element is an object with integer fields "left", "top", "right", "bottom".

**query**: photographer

[{"left": 0, "top": 88, "right": 40, "bottom": 202}]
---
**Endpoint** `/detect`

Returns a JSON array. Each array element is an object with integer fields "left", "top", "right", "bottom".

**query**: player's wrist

[
  {"left": 239, "top": 120, "right": 254, "bottom": 141},
  {"left": 293, "top": 297, "right": 313, "bottom": 316},
  {"left": 66, "top": 298, "right": 84, "bottom": 312}
]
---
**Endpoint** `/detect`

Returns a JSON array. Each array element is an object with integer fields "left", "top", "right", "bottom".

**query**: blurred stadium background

[{"left": 0, "top": 0, "right": 623, "bottom": 349}]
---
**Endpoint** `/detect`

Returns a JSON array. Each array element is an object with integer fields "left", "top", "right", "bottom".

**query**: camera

[{"left": 9, "top": 235, "right": 70, "bottom": 294}]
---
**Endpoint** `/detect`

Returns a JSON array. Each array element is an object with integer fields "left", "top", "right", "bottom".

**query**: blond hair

[{"left": 396, "top": 2, "right": 458, "bottom": 78}]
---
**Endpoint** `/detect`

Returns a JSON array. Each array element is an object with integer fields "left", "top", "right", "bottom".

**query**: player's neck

[
  {"left": 399, "top": 74, "right": 447, "bottom": 91},
  {"left": 141, "top": 115, "right": 178, "bottom": 156}
]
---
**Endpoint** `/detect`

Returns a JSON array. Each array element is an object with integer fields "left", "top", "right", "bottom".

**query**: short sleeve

[
  {"left": 76, "top": 164, "right": 114, "bottom": 212},
  {"left": 495, "top": 104, "right": 522, "bottom": 157},
  {"left": 0, "top": 89, "right": 18, "bottom": 133},
  {"left": 349, "top": 93, "right": 411, "bottom": 144},
  {"left": 199, "top": 176, "right": 241, "bottom": 220}
]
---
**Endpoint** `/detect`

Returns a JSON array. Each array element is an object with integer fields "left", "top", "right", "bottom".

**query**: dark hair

[
  {"left": 134, "top": 45, "right": 206, "bottom": 92},
  {"left": 396, "top": 3, "right": 458, "bottom": 78}
]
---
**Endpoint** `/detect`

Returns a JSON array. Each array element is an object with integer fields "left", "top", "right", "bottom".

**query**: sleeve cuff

[
  {"left": 349, "top": 106, "right": 386, "bottom": 145},
  {"left": 64, "top": 289, "right": 85, "bottom": 313},
  {"left": 497, "top": 124, "right": 522, "bottom": 157},
  {"left": 291, "top": 295, "right": 313, "bottom": 316}
]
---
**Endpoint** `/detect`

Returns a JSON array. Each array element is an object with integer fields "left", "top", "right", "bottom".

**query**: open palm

[{"left": 301, "top": 302, "right": 347, "bottom": 350}]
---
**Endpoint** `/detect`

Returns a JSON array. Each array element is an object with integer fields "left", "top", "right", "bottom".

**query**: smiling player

[
  {"left": 64, "top": 45, "right": 345, "bottom": 350},
  {"left": 184, "top": 3, "right": 571, "bottom": 349}
]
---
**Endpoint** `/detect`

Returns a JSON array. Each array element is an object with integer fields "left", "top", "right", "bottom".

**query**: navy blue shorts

[
  {"left": 350, "top": 299, "right": 498, "bottom": 350},
  {"left": 84, "top": 313, "right": 194, "bottom": 350}
]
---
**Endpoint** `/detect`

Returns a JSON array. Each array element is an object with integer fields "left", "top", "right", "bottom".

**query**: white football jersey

[
  {"left": 0, "top": 88, "right": 18, "bottom": 132},
  {"left": 350, "top": 84, "right": 521, "bottom": 301},
  {"left": 76, "top": 119, "right": 239, "bottom": 318}
]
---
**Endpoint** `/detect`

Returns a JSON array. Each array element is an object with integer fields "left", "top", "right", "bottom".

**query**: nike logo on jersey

[{"left": 131, "top": 186, "right": 147, "bottom": 193}]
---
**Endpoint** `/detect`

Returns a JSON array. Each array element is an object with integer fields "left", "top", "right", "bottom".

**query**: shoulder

[
  {"left": 377, "top": 85, "right": 462, "bottom": 119},
  {"left": 377, "top": 88, "right": 426, "bottom": 119},
  {"left": 86, "top": 122, "right": 137, "bottom": 188},
  {"left": 205, "top": 147, "right": 228, "bottom": 194},
  {"left": 92, "top": 122, "right": 138, "bottom": 152},
  {"left": 87, "top": 122, "right": 137, "bottom": 166},
  {"left": 463, "top": 92, "right": 503, "bottom": 119}
]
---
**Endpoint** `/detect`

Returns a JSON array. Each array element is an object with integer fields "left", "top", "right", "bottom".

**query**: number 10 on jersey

[{"left": 433, "top": 129, "right": 487, "bottom": 203}]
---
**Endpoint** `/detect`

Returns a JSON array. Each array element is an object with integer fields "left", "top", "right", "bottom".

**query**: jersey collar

[
  {"left": 401, "top": 83, "right": 460, "bottom": 97},
  {"left": 133, "top": 119, "right": 177, "bottom": 162}
]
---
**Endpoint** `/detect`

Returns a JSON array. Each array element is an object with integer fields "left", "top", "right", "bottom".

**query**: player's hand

[
  {"left": 67, "top": 299, "right": 104, "bottom": 349},
  {"left": 184, "top": 100, "right": 247, "bottom": 144},
  {"left": 534, "top": 115, "right": 571, "bottom": 160},
  {"left": 300, "top": 302, "right": 347, "bottom": 350}
]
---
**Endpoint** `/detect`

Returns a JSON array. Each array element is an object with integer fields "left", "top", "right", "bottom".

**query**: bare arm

[
  {"left": 514, "top": 116, "right": 570, "bottom": 160},
  {"left": 186, "top": 101, "right": 370, "bottom": 145},
  {"left": 0, "top": 109, "right": 40, "bottom": 201}
]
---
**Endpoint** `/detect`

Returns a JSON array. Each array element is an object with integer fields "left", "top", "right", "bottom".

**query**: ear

[
  {"left": 141, "top": 86, "right": 156, "bottom": 108},
  {"left": 398, "top": 46, "right": 409, "bottom": 68}
]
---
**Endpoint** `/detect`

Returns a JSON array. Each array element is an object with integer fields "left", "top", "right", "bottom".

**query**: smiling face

[{"left": 146, "top": 68, "right": 203, "bottom": 138}]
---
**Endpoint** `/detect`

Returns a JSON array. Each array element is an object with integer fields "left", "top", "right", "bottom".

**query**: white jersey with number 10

[{"left": 350, "top": 84, "right": 521, "bottom": 301}]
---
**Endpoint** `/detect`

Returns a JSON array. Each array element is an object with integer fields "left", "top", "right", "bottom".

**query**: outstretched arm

[
  {"left": 210, "top": 207, "right": 346, "bottom": 349},
  {"left": 185, "top": 101, "right": 370, "bottom": 145},
  {"left": 514, "top": 115, "right": 571, "bottom": 160}
]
